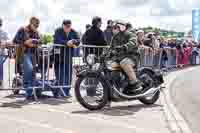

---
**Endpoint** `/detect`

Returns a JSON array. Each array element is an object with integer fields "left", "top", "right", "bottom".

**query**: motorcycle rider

[{"left": 110, "top": 20, "right": 142, "bottom": 92}]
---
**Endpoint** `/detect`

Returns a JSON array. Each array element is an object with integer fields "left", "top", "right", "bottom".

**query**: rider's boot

[{"left": 128, "top": 80, "right": 143, "bottom": 93}]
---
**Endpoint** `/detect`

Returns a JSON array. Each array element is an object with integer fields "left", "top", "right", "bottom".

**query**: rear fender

[{"left": 138, "top": 67, "right": 164, "bottom": 84}]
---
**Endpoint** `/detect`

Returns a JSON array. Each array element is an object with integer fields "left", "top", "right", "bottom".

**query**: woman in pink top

[
  {"left": 176, "top": 44, "right": 184, "bottom": 66},
  {"left": 182, "top": 44, "right": 192, "bottom": 65}
]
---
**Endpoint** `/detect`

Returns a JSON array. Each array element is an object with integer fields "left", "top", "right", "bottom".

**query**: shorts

[
  {"left": 111, "top": 58, "right": 136, "bottom": 69},
  {"left": 120, "top": 58, "right": 135, "bottom": 66}
]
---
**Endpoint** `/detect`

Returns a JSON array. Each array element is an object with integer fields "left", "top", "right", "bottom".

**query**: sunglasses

[{"left": 32, "top": 22, "right": 39, "bottom": 28}]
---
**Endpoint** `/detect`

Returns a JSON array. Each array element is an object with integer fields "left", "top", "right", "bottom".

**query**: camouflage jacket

[{"left": 110, "top": 31, "right": 139, "bottom": 62}]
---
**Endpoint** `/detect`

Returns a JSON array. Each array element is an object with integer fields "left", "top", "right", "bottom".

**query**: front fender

[{"left": 76, "top": 69, "right": 112, "bottom": 99}]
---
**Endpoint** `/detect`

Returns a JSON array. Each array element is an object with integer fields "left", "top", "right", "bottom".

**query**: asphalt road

[
  {"left": 0, "top": 94, "right": 170, "bottom": 133},
  {"left": 170, "top": 66, "right": 200, "bottom": 133}
]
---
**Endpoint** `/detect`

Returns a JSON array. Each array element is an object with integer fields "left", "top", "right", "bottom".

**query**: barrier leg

[
  {"left": 59, "top": 87, "right": 66, "bottom": 97},
  {"left": 33, "top": 87, "right": 38, "bottom": 101}
]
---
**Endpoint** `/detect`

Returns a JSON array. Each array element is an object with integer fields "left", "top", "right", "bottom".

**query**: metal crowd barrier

[
  {"left": 1, "top": 43, "right": 200, "bottom": 100},
  {"left": 164, "top": 48, "right": 177, "bottom": 68},
  {"left": 77, "top": 45, "right": 200, "bottom": 70},
  {"left": 78, "top": 45, "right": 164, "bottom": 69},
  {"left": 0, "top": 43, "right": 75, "bottom": 100}
]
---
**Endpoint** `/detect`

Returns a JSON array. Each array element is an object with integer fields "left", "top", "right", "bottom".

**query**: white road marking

[{"left": 161, "top": 67, "right": 196, "bottom": 133}]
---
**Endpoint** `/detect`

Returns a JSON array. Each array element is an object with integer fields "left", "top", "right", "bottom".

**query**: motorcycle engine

[
  {"left": 111, "top": 71, "right": 122, "bottom": 82},
  {"left": 111, "top": 71, "right": 127, "bottom": 88}
]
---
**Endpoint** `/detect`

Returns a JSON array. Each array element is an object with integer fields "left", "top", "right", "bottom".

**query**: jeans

[
  {"left": 153, "top": 53, "right": 160, "bottom": 68},
  {"left": 54, "top": 62, "right": 72, "bottom": 96},
  {"left": 0, "top": 55, "right": 5, "bottom": 81},
  {"left": 161, "top": 59, "right": 168, "bottom": 68},
  {"left": 23, "top": 53, "right": 34, "bottom": 96}
]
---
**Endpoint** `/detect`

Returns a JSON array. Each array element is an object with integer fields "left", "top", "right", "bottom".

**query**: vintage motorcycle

[{"left": 74, "top": 48, "right": 164, "bottom": 110}]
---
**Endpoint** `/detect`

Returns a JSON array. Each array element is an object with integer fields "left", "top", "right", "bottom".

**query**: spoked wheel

[
  {"left": 75, "top": 75, "right": 108, "bottom": 110},
  {"left": 138, "top": 70, "right": 160, "bottom": 105},
  {"left": 12, "top": 76, "right": 23, "bottom": 95}
]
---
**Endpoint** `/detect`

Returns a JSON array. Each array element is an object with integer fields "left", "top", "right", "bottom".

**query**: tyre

[
  {"left": 12, "top": 77, "right": 23, "bottom": 95},
  {"left": 75, "top": 75, "right": 109, "bottom": 110},
  {"left": 138, "top": 69, "right": 160, "bottom": 105},
  {"left": 139, "top": 90, "right": 160, "bottom": 105}
]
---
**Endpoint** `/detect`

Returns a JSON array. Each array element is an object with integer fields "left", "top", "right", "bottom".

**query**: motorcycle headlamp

[
  {"left": 106, "top": 60, "right": 114, "bottom": 70},
  {"left": 86, "top": 54, "right": 96, "bottom": 65}
]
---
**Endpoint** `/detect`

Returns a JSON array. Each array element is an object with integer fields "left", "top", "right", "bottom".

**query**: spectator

[
  {"left": 53, "top": 19, "right": 80, "bottom": 97},
  {"left": 104, "top": 20, "right": 113, "bottom": 45},
  {"left": 81, "top": 24, "right": 91, "bottom": 43},
  {"left": 182, "top": 44, "right": 192, "bottom": 65},
  {"left": 176, "top": 44, "right": 184, "bottom": 67},
  {"left": 13, "top": 17, "right": 41, "bottom": 99},
  {"left": 167, "top": 39, "right": 177, "bottom": 66},
  {"left": 160, "top": 39, "right": 169, "bottom": 68},
  {"left": 82, "top": 17, "right": 107, "bottom": 96},
  {"left": 144, "top": 32, "right": 160, "bottom": 67},
  {"left": 159, "top": 37, "right": 165, "bottom": 48},
  {"left": 82, "top": 16, "right": 107, "bottom": 59},
  {"left": 195, "top": 45, "right": 200, "bottom": 64},
  {"left": 167, "top": 39, "right": 172, "bottom": 47},
  {"left": 190, "top": 44, "right": 199, "bottom": 65},
  {"left": 136, "top": 30, "right": 149, "bottom": 66},
  {"left": 144, "top": 32, "right": 156, "bottom": 48},
  {"left": 154, "top": 35, "right": 160, "bottom": 49},
  {"left": 136, "top": 30, "right": 145, "bottom": 47},
  {"left": 0, "top": 18, "right": 9, "bottom": 86},
  {"left": 170, "top": 39, "right": 177, "bottom": 48}
]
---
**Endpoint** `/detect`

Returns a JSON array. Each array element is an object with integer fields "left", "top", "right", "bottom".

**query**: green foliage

[
  {"left": 140, "top": 27, "right": 184, "bottom": 38},
  {"left": 40, "top": 34, "right": 53, "bottom": 45}
]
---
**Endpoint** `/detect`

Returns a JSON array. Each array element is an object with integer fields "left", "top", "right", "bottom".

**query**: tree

[{"left": 40, "top": 34, "right": 53, "bottom": 45}]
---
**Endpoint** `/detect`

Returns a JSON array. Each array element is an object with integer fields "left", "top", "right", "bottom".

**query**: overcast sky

[{"left": 0, "top": 0, "right": 199, "bottom": 37}]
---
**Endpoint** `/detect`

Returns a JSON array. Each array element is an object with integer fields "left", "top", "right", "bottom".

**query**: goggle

[{"left": 112, "top": 25, "right": 120, "bottom": 30}]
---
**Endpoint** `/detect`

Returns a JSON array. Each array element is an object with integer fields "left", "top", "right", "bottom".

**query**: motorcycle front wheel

[{"left": 75, "top": 75, "right": 109, "bottom": 110}]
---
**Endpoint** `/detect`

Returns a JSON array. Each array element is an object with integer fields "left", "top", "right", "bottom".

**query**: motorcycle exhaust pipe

[{"left": 112, "top": 86, "right": 161, "bottom": 99}]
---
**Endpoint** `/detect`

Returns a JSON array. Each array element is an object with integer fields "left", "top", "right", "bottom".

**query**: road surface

[
  {"left": 0, "top": 59, "right": 171, "bottom": 133},
  {"left": 170, "top": 66, "right": 200, "bottom": 133}
]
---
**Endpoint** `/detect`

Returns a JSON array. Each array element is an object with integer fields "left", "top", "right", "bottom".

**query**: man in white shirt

[{"left": 0, "top": 18, "right": 9, "bottom": 86}]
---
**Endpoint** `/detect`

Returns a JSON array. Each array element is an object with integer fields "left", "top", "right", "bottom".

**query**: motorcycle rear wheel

[
  {"left": 75, "top": 75, "right": 109, "bottom": 110},
  {"left": 138, "top": 70, "right": 160, "bottom": 105},
  {"left": 139, "top": 90, "right": 160, "bottom": 105}
]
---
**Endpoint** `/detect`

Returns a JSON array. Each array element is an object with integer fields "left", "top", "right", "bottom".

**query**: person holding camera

[{"left": 13, "top": 17, "right": 41, "bottom": 99}]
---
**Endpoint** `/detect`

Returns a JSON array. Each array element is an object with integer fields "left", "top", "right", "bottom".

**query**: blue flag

[{"left": 192, "top": 9, "right": 200, "bottom": 42}]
